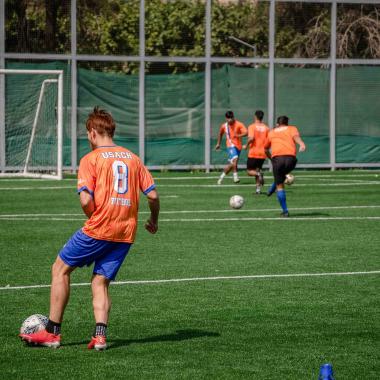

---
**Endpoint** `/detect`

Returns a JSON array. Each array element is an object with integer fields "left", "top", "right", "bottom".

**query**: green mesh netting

[{"left": 3, "top": 62, "right": 380, "bottom": 167}]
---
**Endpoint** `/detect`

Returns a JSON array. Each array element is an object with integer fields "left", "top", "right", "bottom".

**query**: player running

[
  {"left": 242, "top": 110, "right": 269, "bottom": 194},
  {"left": 264, "top": 115, "right": 306, "bottom": 217},
  {"left": 215, "top": 110, "right": 247, "bottom": 185},
  {"left": 19, "top": 107, "right": 160, "bottom": 350}
]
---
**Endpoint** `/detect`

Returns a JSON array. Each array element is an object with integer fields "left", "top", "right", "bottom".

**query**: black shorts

[
  {"left": 272, "top": 155, "right": 297, "bottom": 185},
  {"left": 247, "top": 158, "right": 265, "bottom": 171}
]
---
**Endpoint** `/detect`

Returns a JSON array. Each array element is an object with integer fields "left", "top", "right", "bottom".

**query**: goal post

[{"left": 0, "top": 69, "right": 64, "bottom": 180}]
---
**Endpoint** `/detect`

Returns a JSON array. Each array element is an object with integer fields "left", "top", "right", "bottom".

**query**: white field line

[
  {"left": 2, "top": 181, "right": 380, "bottom": 191},
  {"left": 157, "top": 216, "right": 380, "bottom": 222},
  {"left": 1, "top": 270, "right": 379, "bottom": 291},
  {"left": 0, "top": 216, "right": 379, "bottom": 222},
  {"left": 0, "top": 173, "right": 379, "bottom": 183},
  {"left": 1, "top": 205, "right": 380, "bottom": 218},
  {"left": 153, "top": 174, "right": 380, "bottom": 180},
  {"left": 156, "top": 182, "right": 380, "bottom": 187}
]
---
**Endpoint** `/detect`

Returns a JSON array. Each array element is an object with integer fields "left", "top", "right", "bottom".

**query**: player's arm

[
  {"left": 264, "top": 137, "right": 271, "bottom": 159},
  {"left": 145, "top": 189, "right": 160, "bottom": 234},
  {"left": 294, "top": 135, "right": 306, "bottom": 152},
  {"left": 215, "top": 127, "right": 224, "bottom": 150},
  {"left": 236, "top": 125, "right": 248, "bottom": 138},
  {"left": 79, "top": 190, "right": 95, "bottom": 218},
  {"left": 243, "top": 136, "right": 254, "bottom": 150}
]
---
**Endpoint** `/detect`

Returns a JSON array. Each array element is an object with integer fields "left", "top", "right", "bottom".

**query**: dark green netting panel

[
  {"left": 4, "top": 61, "right": 71, "bottom": 167},
  {"left": 336, "top": 66, "right": 380, "bottom": 163},
  {"left": 211, "top": 64, "right": 268, "bottom": 165},
  {"left": 77, "top": 67, "right": 139, "bottom": 161},
  {"left": 3, "top": 63, "right": 379, "bottom": 168},
  {"left": 275, "top": 65, "right": 330, "bottom": 164},
  {"left": 145, "top": 68, "right": 205, "bottom": 166}
]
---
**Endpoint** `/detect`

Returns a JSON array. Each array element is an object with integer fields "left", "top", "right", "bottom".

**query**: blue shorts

[
  {"left": 59, "top": 229, "right": 132, "bottom": 280},
  {"left": 227, "top": 147, "right": 241, "bottom": 163}
]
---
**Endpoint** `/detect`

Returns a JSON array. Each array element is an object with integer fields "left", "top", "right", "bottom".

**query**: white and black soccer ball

[
  {"left": 20, "top": 314, "right": 48, "bottom": 335},
  {"left": 284, "top": 173, "right": 295, "bottom": 185},
  {"left": 229, "top": 195, "right": 244, "bottom": 209}
]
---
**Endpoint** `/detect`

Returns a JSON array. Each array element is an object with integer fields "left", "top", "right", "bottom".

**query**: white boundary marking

[
  {"left": 0, "top": 181, "right": 379, "bottom": 190},
  {"left": 0, "top": 216, "right": 379, "bottom": 222},
  {"left": 0, "top": 204, "right": 379, "bottom": 218},
  {"left": 1, "top": 270, "right": 379, "bottom": 291}
]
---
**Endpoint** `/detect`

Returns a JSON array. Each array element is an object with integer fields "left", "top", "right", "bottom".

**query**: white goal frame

[{"left": 0, "top": 69, "right": 64, "bottom": 180}]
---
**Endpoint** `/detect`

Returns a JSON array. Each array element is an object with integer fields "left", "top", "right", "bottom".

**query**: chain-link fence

[{"left": 1, "top": 0, "right": 380, "bottom": 170}]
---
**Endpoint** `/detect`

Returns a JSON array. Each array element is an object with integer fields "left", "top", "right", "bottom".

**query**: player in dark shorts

[
  {"left": 243, "top": 110, "right": 269, "bottom": 194},
  {"left": 264, "top": 116, "right": 306, "bottom": 217}
]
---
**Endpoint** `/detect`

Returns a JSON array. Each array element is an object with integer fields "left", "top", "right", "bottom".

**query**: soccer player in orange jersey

[
  {"left": 20, "top": 107, "right": 160, "bottom": 350},
  {"left": 215, "top": 110, "right": 247, "bottom": 185},
  {"left": 242, "top": 110, "right": 269, "bottom": 194},
  {"left": 265, "top": 115, "right": 306, "bottom": 217}
]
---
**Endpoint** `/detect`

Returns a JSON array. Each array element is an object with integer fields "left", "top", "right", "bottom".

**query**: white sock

[
  {"left": 220, "top": 172, "right": 226, "bottom": 179},
  {"left": 233, "top": 172, "right": 238, "bottom": 179}
]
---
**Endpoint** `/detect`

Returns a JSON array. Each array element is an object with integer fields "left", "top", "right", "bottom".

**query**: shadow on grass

[
  {"left": 289, "top": 212, "right": 330, "bottom": 217},
  {"left": 64, "top": 329, "right": 220, "bottom": 349}
]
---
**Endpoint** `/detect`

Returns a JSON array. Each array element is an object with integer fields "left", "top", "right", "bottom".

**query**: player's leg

[
  {"left": 232, "top": 157, "right": 240, "bottom": 183},
  {"left": 88, "top": 242, "right": 132, "bottom": 350},
  {"left": 48, "top": 256, "right": 75, "bottom": 327},
  {"left": 276, "top": 183, "right": 289, "bottom": 217},
  {"left": 218, "top": 147, "right": 238, "bottom": 184},
  {"left": 250, "top": 159, "right": 265, "bottom": 194},
  {"left": 218, "top": 162, "right": 233, "bottom": 184},
  {"left": 91, "top": 274, "right": 111, "bottom": 324},
  {"left": 230, "top": 147, "right": 241, "bottom": 183},
  {"left": 274, "top": 156, "right": 297, "bottom": 217},
  {"left": 88, "top": 274, "right": 110, "bottom": 351},
  {"left": 267, "top": 157, "right": 278, "bottom": 196},
  {"left": 19, "top": 251, "right": 75, "bottom": 347}
]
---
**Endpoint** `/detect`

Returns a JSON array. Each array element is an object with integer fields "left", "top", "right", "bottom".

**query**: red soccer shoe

[
  {"left": 19, "top": 329, "right": 61, "bottom": 348},
  {"left": 87, "top": 335, "right": 107, "bottom": 351}
]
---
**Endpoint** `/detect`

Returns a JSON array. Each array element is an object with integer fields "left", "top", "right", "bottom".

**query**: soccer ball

[
  {"left": 229, "top": 195, "right": 244, "bottom": 209},
  {"left": 284, "top": 173, "right": 295, "bottom": 185},
  {"left": 20, "top": 314, "right": 48, "bottom": 335}
]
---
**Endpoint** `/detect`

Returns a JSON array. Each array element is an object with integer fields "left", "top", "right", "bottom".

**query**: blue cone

[{"left": 318, "top": 363, "right": 335, "bottom": 380}]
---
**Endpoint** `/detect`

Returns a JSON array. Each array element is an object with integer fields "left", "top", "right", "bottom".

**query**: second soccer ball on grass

[
  {"left": 229, "top": 195, "right": 244, "bottom": 209},
  {"left": 285, "top": 173, "right": 295, "bottom": 185}
]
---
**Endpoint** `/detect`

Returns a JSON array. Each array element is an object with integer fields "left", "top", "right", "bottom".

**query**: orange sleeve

[
  {"left": 290, "top": 126, "right": 300, "bottom": 139},
  {"left": 77, "top": 154, "right": 96, "bottom": 196},
  {"left": 139, "top": 162, "right": 156, "bottom": 195},
  {"left": 239, "top": 123, "right": 247, "bottom": 134},
  {"left": 248, "top": 125, "right": 254, "bottom": 138},
  {"left": 264, "top": 133, "right": 271, "bottom": 149}
]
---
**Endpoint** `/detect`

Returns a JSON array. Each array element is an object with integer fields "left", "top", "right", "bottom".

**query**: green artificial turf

[{"left": 0, "top": 170, "right": 379, "bottom": 379}]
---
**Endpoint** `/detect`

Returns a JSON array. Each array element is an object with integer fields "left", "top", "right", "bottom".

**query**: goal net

[{"left": 0, "top": 69, "right": 63, "bottom": 179}]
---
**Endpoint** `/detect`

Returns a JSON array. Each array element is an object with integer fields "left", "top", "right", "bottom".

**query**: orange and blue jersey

[
  {"left": 247, "top": 122, "right": 269, "bottom": 159},
  {"left": 265, "top": 125, "right": 300, "bottom": 158},
  {"left": 219, "top": 120, "right": 247, "bottom": 151},
  {"left": 77, "top": 145, "right": 155, "bottom": 243}
]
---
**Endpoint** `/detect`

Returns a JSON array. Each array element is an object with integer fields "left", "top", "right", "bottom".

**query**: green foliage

[{"left": 4, "top": 1, "right": 380, "bottom": 73}]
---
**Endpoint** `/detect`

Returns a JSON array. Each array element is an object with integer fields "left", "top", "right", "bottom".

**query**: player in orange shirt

[
  {"left": 20, "top": 107, "right": 160, "bottom": 350},
  {"left": 265, "top": 115, "right": 306, "bottom": 217},
  {"left": 242, "top": 110, "right": 269, "bottom": 194},
  {"left": 215, "top": 110, "right": 247, "bottom": 185}
]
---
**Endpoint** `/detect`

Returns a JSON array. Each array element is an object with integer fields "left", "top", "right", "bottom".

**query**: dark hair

[
  {"left": 255, "top": 110, "right": 264, "bottom": 121},
  {"left": 86, "top": 106, "right": 116, "bottom": 137},
  {"left": 225, "top": 110, "right": 234, "bottom": 119},
  {"left": 277, "top": 115, "right": 289, "bottom": 126}
]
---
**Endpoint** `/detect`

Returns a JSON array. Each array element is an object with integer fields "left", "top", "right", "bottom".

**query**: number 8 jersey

[{"left": 77, "top": 146, "right": 156, "bottom": 243}]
